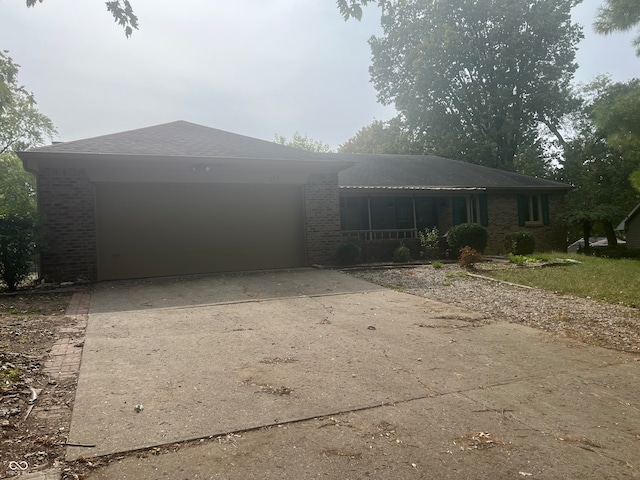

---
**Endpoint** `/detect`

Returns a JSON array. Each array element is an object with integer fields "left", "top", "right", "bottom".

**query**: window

[
  {"left": 518, "top": 194, "right": 549, "bottom": 226},
  {"left": 452, "top": 194, "right": 488, "bottom": 226}
]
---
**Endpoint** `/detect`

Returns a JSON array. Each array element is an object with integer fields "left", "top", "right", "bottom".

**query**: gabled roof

[
  {"left": 617, "top": 202, "right": 640, "bottom": 231},
  {"left": 21, "top": 120, "right": 339, "bottom": 163},
  {"left": 336, "top": 153, "right": 570, "bottom": 190}
]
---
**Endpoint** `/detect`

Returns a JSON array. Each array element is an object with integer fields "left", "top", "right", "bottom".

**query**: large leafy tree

[
  {"left": 367, "top": 0, "right": 583, "bottom": 173},
  {"left": 591, "top": 78, "right": 640, "bottom": 192},
  {"left": 594, "top": 0, "right": 640, "bottom": 55},
  {"left": 0, "top": 52, "right": 55, "bottom": 290},
  {"left": 559, "top": 78, "right": 639, "bottom": 252}
]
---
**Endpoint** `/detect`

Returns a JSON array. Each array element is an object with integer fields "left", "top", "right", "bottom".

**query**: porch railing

[{"left": 341, "top": 229, "right": 418, "bottom": 241}]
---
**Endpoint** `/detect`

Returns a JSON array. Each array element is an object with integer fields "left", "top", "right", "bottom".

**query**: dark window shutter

[
  {"left": 479, "top": 194, "right": 489, "bottom": 227},
  {"left": 517, "top": 195, "right": 527, "bottom": 227},
  {"left": 541, "top": 194, "right": 550, "bottom": 225}
]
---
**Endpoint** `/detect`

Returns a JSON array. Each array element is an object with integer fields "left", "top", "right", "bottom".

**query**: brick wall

[
  {"left": 486, "top": 192, "right": 567, "bottom": 253},
  {"left": 37, "top": 168, "right": 97, "bottom": 282},
  {"left": 304, "top": 173, "right": 342, "bottom": 265}
]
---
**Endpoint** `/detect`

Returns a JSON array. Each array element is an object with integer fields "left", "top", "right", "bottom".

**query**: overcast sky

[{"left": 1, "top": 0, "right": 638, "bottom": 149}]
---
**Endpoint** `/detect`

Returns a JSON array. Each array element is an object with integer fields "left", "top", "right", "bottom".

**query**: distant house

[
  {"left": 19, "top": 121, "right": 570, "bottom": 282},
  {"left": 617, "top": 202, "right": 640, "bottom": 250}
]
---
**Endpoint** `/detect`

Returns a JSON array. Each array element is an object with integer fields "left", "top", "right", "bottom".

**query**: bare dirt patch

[{"left": 0, "top": 290, "right": 79, "bottom": 477}]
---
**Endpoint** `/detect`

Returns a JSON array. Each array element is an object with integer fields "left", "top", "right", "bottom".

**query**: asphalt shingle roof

[
  {"left": 24, "top": 120, "right": 337, "bottom": 162},
  {"left": 336, "top": 153, "right": 569, "bottom": 190}
]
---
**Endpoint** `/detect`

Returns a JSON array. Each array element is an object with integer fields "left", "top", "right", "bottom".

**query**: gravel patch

[{"left": 346, "top": 264, "right": 640, "bottom": 354}]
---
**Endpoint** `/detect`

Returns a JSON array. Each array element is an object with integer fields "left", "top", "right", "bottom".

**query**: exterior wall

[
  {"left": 626, "top": 214, "right": 640, "bottom": 250},
  {"left": 486, "top": 192, "right": 567, "bottom": 253},
  {"left": 37, "top": 168, "right": 97, "bottom": 282},
  {"left": 304, "top": 173, "right": 342, "bottom": 265}
]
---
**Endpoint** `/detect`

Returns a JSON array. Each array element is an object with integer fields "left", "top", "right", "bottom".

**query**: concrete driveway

[{"left": 67, "top": 269, "right": 640, "bottom": 479}]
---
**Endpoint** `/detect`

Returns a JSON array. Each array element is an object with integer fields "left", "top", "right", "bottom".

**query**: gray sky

[{"left": 1, "top": 0, "right": 638, "bottom": 149}]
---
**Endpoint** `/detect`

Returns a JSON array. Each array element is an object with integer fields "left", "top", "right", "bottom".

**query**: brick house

[
  {"left": 335, "top": 153, "right": 569, "bottom": 260},
  {"left": 19, "top": 121, "right": 569, "bottom": 282}
]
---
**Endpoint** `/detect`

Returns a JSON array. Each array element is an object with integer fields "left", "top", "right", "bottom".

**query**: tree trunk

[
  {"left": 603, "top": 221, "right": 618, "bottom": 247},
  {"left": 582, "top": 220, "right": 591, "bottom": 255}
]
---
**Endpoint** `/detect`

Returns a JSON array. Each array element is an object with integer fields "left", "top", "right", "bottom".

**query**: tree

[
  {"left": 338, "top": 117, "right": 424, "bottom": 154},
  {"left": 25, "top": 0, "right": 139, "bottom": 37},
  {"left": 590, "top": 78, "right": 640, "bottom": 191},
  {"left": 0, "top": 52, "right": 54, "bottom": 290},
  {"left": 558, "top": 78, "right": 640, "bottom": 253},
  {"left": 274, "top": 132, "right": 333, "bottom": 153},
  {"left": 368, "top": 0, "right": 583, "bottom": 173},
  {"left": 594, "top": 0, "right": 640, "bottom": 55}
]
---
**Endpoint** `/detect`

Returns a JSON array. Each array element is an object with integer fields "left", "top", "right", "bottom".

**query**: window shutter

[
  {"left": 541, "top": 194, "right": 550, "bottom": 225},
  {"left": 517, "top": 195, "right": 527, "bottom": 227},
  {"left": 479, "top": 194, "right": 489, "bottom": 227}
]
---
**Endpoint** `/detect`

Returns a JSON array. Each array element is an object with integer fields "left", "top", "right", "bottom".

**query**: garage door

[{"left": 96, "top": 183, "right": 306, "bottom": 280}]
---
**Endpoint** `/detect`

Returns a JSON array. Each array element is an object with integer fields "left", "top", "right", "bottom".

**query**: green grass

[{"left": 486, "top": 253, "right": 640, "bottom": 308}]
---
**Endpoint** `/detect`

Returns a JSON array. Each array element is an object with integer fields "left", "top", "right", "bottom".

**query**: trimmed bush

[
  {"left": 504, "top": 231, "right": 535, "bottom": 255},
  {"left": 336, "top": 242, "right": 361, "bottom": 265},
  {"left": 447, "top": 223, "right": 489, "bottom": 254},
  {"left": 392, "top": 244, "right": 411, "bottom": 263}
]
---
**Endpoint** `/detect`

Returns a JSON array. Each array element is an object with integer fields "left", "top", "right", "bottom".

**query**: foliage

[
  {"left": 486, "top": 253, "right": 640, "bottom": 307},
  {"left": 274, "top": 132, "right": 333, "bottom": 153},
  {"left": 590, "top": 77, "right": 640, "bottom": 193},
  {"left": 0, "top": 213, "right": 40, "bottom": 291},
  {"left": 338, "top": 117, "right": 423, "bottom": 154},
  {"left": 432, "top": 261, "right": 443, "bottom": 269},
  {"left": 0, "top": 155, "right": 40, "bottom": 292},
  {"left": 392, "top": 244, "right": 411, "bottom": 262},
  {"left": 418, "top": 226, "right": 441, "bottom": 259},
  {"left": 508, "top": 254, "right": 527, "bottom": 265},
  {"left": 337, "top": 0, "right": 388, "bottom": 20},
  {"left": 458, "top": 246, "right": 482, "bottom": 268},
  {"left": 558, "top": 77, "right": 640, "bottom": 252},
  {"left": 504, "top": 232, "right": 536, "bottom": 255},
  {"left": 25, "top": 0, "right": 139, "bottom": 37},
  {"left": 0, "top": 52, "right": 57, "bottom": 154},
  {"left": 594, "top": 0, "right": 640, "bottom": 55},
  {"left": 336, "top": 242, "right": 361, "bottom": 265},
  {"left": 0, "top": 53, "right": 54, "bottom": 291},
  {"left": 368, "top": 0, "right": 582, "bottom": 173},
  {"left": 447, "top": 223, "right": 489, "bottom": 254}
]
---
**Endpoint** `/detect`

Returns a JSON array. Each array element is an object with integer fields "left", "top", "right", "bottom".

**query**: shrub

[
  {"left": 458, "top": 246, "right": 482, "bottom": 268},
  {"left": 336, "top": 242, "right": 361, "bottom": 265},
  {"left": 508, "top": 253, "right": 527, "bottom": 265},
  {"left": 0, "top": 213, "right": 40, "bottom": 292},
  {"left": 392, "top": 244, "right": 411, "bottom": 263},
  {"left": 504, "top": 231, "right": 535, "bottom": 255},
  {"left": 418, "top": 227, "right": 440, "bottom": 259},
  {"left": 447, "top": 223, "right": 489, "bottom": 254}
]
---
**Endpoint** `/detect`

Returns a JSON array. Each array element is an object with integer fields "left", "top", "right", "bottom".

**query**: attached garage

[
  {"left": 19, "top": 121, "right": 351, "bottom": 282},
  {"left": 95, "top": 183, "right": 306, "bottom": 280}
]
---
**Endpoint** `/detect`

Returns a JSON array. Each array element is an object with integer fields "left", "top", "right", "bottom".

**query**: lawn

[{"left": 484, "top": 253, "right": 640, "bottom": 308}]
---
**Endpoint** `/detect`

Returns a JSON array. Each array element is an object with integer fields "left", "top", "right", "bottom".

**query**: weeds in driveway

[{"left": 486, "top": 254, "right": 640, "bottom": 307}]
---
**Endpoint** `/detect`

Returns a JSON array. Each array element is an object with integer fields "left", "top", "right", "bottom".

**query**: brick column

[
  {"left": 304, "top": 173, "right": 342, "bottom": 265},
  {"left": 37, "top": 168, "right": 97, "bottom": 282}
]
